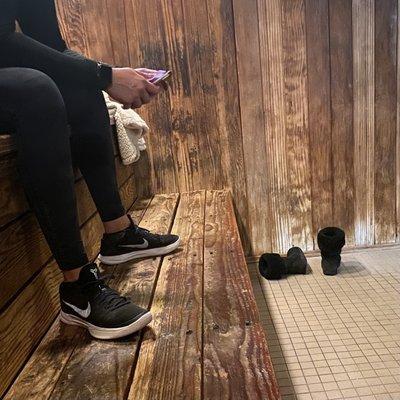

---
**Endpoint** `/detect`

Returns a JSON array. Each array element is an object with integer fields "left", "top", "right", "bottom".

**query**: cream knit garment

[{"left": 103, "top": 92, "right": 149, "bottom": 165}]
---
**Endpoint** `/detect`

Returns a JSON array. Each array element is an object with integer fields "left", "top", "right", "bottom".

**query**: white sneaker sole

[
  {"left": 98, "top": 238, "right": 181, "bottom": 265},
  {"left": 60, "top": 310, "right": 152, "bottom": 340}
]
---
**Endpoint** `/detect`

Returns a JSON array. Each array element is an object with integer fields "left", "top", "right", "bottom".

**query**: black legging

[{"left": 0, "top": 67, "right": 125, "bottom": 271}]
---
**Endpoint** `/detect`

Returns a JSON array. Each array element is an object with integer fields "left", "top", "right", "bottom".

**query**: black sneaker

[
  {"left": 98, "top": 215, "right": 180, "bottom": 265},
  {"left": 59, "top": 263, "right": 152, "bottom": 339}
]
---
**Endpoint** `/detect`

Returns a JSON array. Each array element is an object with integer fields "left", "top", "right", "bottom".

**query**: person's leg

[
  {"left": 57, "top": 80, "right": 128, "bottom": 228},
  {"left": 58, "top": 80, "right": 180, "bottom": 265},
  {"left": 0, "top": 68, "right": 89, "bottom": 277},
  {"left": 0, "top": 67, "right": 152, "bottom": 338}
]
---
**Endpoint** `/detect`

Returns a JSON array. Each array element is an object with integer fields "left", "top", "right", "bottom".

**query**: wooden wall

[{"left": 57, "top": 0, "right": 400, "bottom": 256}]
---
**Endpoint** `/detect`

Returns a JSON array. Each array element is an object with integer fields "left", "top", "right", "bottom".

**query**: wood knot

[
  {"left": 212, "top": 323, "right": 219, "bottom": 330},
  {"left": 245, "top": 320, "right": 252, "bottom": 326}
]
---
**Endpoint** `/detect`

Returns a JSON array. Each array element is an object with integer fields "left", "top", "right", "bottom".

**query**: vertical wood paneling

[
  {"left": 258, "top": 0, "right": 291, "bottom": 253},
  {"left": 281, "top": 0, "right": 313, "bottom": 250},
  {"left": 106, "top": 0, "right": 130, "bottom": 66},
  {"left": 125, "top": 0, "right": 178, "bottom": 195},
  {"left": 329, "top": 0, "right": 355, "bottom": 245},
  {"left": 57, "top": 0, "right": 400, "bottom": 256},
  {"left": 206, "top": 0, "right": 250, "bottom": 253},
  {"left": 397, "top": 0, "right": 400, "bottom": 242},
  {"left": 80, "top": 0, "right": 114, "bottom": 64},
  {"left": 181, "top": 0, "right": 226, "bottom": 191},
  {"left": 374, "top": 0, "right": 398, "bottom": 244},
  {"left": 56, "top": 0, "right": 88, "bottom": 54},
  {"left": 233, "top": 0, "right": 271, "bottom": 255},
  {"left": 305, "top": 0, "right": 333, "bottom": 241},
  {"left": 353, "top": 0, "right": 375, "bottom": 246}
]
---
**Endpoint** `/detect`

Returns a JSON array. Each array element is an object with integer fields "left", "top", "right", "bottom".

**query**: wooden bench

[{"left": 1, "top": 188, "right": 279, "bottom": 399}]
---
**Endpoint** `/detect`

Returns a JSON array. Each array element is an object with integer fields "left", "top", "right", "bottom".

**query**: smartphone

[{"left": 149, "top": 70, "right": 172, "bottom": 84}]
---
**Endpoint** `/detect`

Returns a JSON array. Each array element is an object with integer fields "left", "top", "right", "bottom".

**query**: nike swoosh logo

[
  {"left": 119, "top": 238, "right": 149, "bottom": 249},
  {"left": 63, "top": 300, "right": 91, "bottom": 318}
]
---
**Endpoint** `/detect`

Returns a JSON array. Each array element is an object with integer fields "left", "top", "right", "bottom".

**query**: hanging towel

[{"left": 103, "top": 92, "right": 149, "bottom": 165}]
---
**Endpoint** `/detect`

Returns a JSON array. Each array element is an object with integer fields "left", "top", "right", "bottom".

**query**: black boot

[
  {"left": 317, "top": 227, "right": 345, "bottom": 276},
  {"left": 285, "top": 247, "right": 308, "bottom": 275},
  {"left": 259, "top": 253, "right": 286, "bottom": 280},
  {"left": 259, "top": 247, "right": 308, "bottom": 280}
]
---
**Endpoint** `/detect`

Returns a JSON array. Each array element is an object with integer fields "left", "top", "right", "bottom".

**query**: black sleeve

[{"left": 0, "top": 0, "right": 112, "bottom": 90}]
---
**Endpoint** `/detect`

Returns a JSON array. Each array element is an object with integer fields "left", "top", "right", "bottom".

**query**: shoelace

[
  {"left": 133, "top": 225, "right": 161, "bottom": 240},
  {"left": 82, "top": 275, "right": 131, "bottom": 311}
]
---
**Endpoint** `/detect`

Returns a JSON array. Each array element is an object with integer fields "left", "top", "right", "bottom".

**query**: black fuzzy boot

[
  {"left": 259, "top": 247, "right": 308, "bottom": 280},
  {"left": 317, "top": 227, "right": 345, "bottom": 276},
  {"left": 259, "top": 253, "right": 286, "bottom": 280},
  {"left": 285, "top": 247, "right": 308, "bottom": 275}
]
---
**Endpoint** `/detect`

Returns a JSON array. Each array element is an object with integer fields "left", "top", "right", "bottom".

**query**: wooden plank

[
  {"left": 329, "top": 0, "right": 355, "bottom": 245},
  {"left": 181, "top": 0, "right": 226, "bottom": 191},
  {"left": 157, "top": 0, "right": 197, "bottom": 193},
  {"left": 46, "top": 194, "right": 179, "bottom": 400},
  {"left": 0, "top": 135, "right": 15, "bottom": 158},
  {"left": 0, "top": 156, "right": 28, "bottom": 228},
  {"left": 106, "top": 0, "right": 130, "bottom": 66},
  {"left": 258, "top": 0, "right": 291, "bottom": 253},
  {"left": 79, "top": 0, "right": 114, "bottom": 64},
  {"left": 353, "top": 0, "right": 375, "bottom": 246},
  {"left": 374, "top": 0, "right": 398, "bottom": 244},
  {"left": 55, "top": 0, "right": 88, "bottom": 55},
  {"left": 2, "top": 195, "right": 152, "bottom": 400},
  {"left": 128, "top": 191, "right": 205, "bottom": 400},
  {"left": 232, "top": 0, "right": 271, "bottom": 255},
  {"left": 0, "top": 260, "right": 63, "bottom": 398},
  {"left": 124, "top": 0, "right": 178, "bottom": 195},
  {"left": 398, "top": 0, "right": 400, "bottom": 243},
  {"left": 203, "top": 190, "right": 279, "bottom": 399},
  {"left": 281, "top": 0, "right": 312, "bottom": 250},
  {"left": 206, "top": 0, "right": 250, "bottom": 254},
  {"left": 305, "top": 0, "right": 333, "bottom": 241}
]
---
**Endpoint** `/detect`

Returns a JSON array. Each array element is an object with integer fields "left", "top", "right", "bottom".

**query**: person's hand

[{"left": 106, "top": 67, "right": 161, "bottom": 109}]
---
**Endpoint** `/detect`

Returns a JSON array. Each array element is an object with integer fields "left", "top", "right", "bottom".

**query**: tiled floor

[{"left": 249, "top": 246, "right": 400, "bottom": 400}]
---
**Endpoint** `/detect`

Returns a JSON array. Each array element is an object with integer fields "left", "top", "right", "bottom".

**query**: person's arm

[{"left": 0, "top": 0, "right": 112, "bottom": 89}]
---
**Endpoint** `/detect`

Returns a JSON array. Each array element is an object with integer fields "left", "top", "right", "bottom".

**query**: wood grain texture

[
  {"left": 397, "top": 0, "right": 400, "bottom": 242},
  {"left": 0, "top": 155, "right": 29, "bottom": 228},
  {"left": 232, "top": 0, "right": 271, "bottom": 256},
  {"left": 0, "top": 135, "right": 15, "bottom": 158},
  {"left": 56, "top": 0, "right": 88, "bottom": 54},
  {"left": 79, "top": 0, "right": 114, "bottom": 64},
  {"left": 0, "top": 260, "right": 62, "bottom": 398},
  {"left": 106, "top": 0, "right": 130, "bottom": 66},
  {"left": 128, "top": 191, "right": 205, "bottom": 400},
  {"left": 49, "top": 194, "right": 179, "bottom": 400},
  {"left": 203, "top": 190, "right": 280, "bottom": 399},
  {"left": 258, "top": 0, "right": 291, "bottom": 253},
  {"left": 205, "top": 0, "right": 250, "bottom": 254},
  {"left": 3, "top": 196, "right": 152, "bottom": 400},
  {"left": 36, "top": 0, "right": 400, "bottom": 255},
  {"left": 305, "top": 0, "right": 333, "bottom": 239},
  {"left": 329, "top": 0, "right": 355, "bottom": 245},
  {"left": 353, "top": 0, "right": 375, "bottom": 246},
  {"left": 281, "top": 0, "right": 312, "bottom": 250},
  {"left": 374, "top": 0, "right": 398, "bottom": 244}
]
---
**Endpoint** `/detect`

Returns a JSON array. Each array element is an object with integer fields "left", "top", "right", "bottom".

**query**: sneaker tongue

[{"left": 79, "top": 263, "right": 101, "bottom": 283}]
